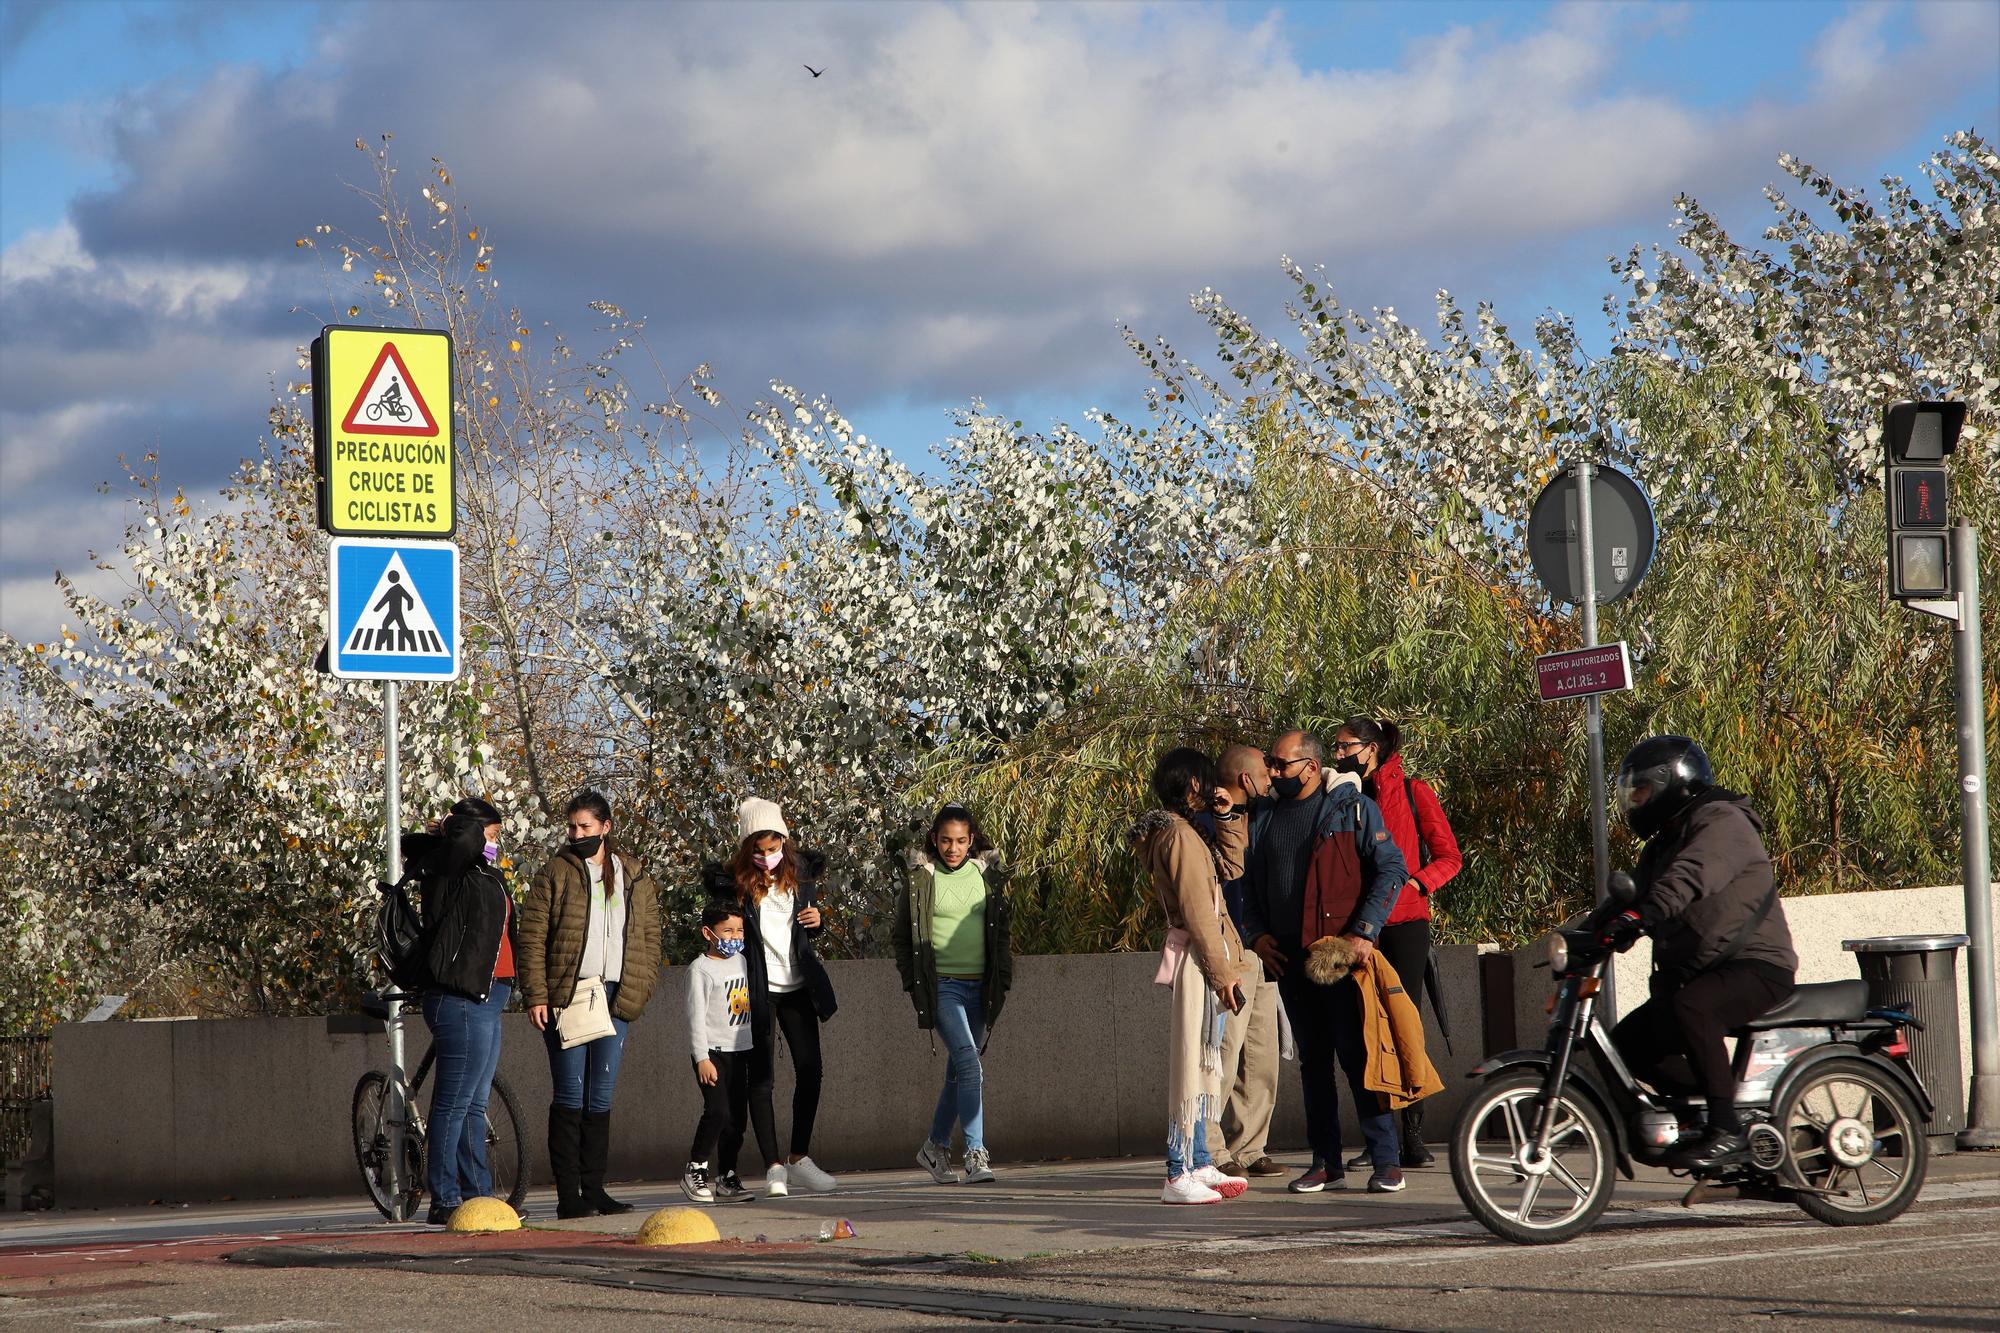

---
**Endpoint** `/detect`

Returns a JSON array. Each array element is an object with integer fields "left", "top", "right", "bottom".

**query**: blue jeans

[
  {"left": 422, "top": 979, "right": 510, "bottom": 1207},
  {"left": 927, "top": 977, "right": 986, "bottom": 1154},
  {"left": 1167, "top": 1121, "right": 1210, "bottom": 1179},
  {"left": 543, "top": 979, "right": 629, "bottom": 1113}
]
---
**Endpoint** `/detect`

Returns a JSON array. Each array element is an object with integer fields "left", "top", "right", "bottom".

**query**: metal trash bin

[{"left": 1843, "top": 934, "right": 1969, "bottom": 1148}]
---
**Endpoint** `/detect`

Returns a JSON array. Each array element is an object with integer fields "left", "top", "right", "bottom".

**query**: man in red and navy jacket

[{"left": 1241, "top": 730, "right": 1409, "bottom": 1194}]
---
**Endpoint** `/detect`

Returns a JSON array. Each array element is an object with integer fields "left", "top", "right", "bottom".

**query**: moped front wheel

[
  {"left": 1777, "top": 1057, "right": 1928, "bottom": 1227},
  {"left": 1450, "top": 1070, "right": 1616, "bottom": 1244}
]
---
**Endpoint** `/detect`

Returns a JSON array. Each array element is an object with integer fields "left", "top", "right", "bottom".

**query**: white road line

[
  {"left": 1612, "top": 1231, "right": 2000, "bottom": 1273},
  {"left": 1198, "top": 1180, "right": 1999, "bottom": 1260}
]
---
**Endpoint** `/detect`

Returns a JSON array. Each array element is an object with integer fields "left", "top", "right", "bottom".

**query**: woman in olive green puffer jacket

[{"left": 518, "top": 790, "right": 663, "bottom": 1219}]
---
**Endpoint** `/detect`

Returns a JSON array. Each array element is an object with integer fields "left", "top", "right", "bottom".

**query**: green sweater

[{"left": 931, "top": 862, "right": 987, "bottom": 977}]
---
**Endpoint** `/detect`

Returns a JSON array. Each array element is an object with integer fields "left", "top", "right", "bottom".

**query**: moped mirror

[{"left": 1607, "top": 871, "right": 1638, "bottom": 905}]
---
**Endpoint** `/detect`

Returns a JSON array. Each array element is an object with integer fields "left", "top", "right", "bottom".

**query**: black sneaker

[
  {"left": 713, "top": 1171, "right": 756, "bottom": 1203},
  {"left": 681, "top": 1163, "right": 715, "bottom": 1204},
  {"left": 1667, "top": 1127, "right": 1749, "bottom": 1172},
  {"left": 1367, "top": 1166, "right": 1407, "bottom": 1194},
  {"left": 425, "top": 1202, "right": 456, "bottom": 1226},
  {"left": 1287, "top": 1163, "right": 1345, "bottom": 1194}
]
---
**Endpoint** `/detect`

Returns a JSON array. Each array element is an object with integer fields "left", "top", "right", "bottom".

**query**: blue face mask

[
  {"left": 482, "top": 842, "right": 500, "bottom": 865},
  {"left": 713, "top": 937, "right": 745, "bottom": 958}
]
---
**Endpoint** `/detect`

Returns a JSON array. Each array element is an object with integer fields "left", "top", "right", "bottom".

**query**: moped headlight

[{"left": 1546, "top": 932, "right": 1569, "bottom": 972}]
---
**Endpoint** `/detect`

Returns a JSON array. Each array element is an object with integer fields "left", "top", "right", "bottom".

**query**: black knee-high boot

[
  {"left": 580, "top": 1109, "right": 632, "bottom": 1214},
  {"left": 1399, "top": 1104, "right": 1434, "bottom": 1167},
  {"left": 548, "top": 1105, "right": 587, "bottom": 1219}
]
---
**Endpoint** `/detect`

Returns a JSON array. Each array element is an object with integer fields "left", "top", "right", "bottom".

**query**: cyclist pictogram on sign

[{"left": 339, "top": 342, "right": 439, "bottom": 438}]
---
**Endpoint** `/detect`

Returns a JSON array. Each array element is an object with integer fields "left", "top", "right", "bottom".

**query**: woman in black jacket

[
  {"left": 702, "top": 797, "right": 838, "bottom": 1198},
  {"left": 406, "top": 796, "right": 517, "bottom": 1224}
]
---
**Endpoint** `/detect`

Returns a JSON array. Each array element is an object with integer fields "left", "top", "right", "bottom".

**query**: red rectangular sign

[{"left": 1535, "top": 642, "right": 1633, "bottom": 702}]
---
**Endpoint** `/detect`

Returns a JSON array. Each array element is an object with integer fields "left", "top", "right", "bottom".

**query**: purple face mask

[
  {"left": 482, "top": 842, "right": 500, "bottom": 865},
  {"left": 754, "top": 849, "right": 784, "bottom": 872}
]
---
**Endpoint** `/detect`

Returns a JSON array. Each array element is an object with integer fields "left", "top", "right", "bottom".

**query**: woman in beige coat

[{"left": 1133, "top": 747, "right": 1250, "bottom": 1205}]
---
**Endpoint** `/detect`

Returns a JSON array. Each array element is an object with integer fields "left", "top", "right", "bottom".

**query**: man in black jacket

[{"left": 1606, "top": 736, "right": 1798, "bottom": 1170}]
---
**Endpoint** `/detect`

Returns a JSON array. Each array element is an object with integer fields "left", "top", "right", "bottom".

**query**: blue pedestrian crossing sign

[{"left": 328, "top": 537, "right": 460, "bottom": 681}]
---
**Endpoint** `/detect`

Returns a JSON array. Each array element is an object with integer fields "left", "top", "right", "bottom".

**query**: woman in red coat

[{"left": 1331, "top": 716, "right": 1462, "bottom": 1167}]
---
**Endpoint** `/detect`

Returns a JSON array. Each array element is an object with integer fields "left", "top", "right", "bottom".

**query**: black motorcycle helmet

[{"left": 1615, "top": 735, "right": 1713, "bottom": 839}]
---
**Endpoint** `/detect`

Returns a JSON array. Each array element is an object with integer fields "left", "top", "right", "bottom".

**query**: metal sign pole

[
  {"left": 1576, "top": 462, "right": 1616, "bottom": 1016},
  {"left": 1952, "top": 521, "right": 1999, "bottom": 1149},
  {"left": 383, "top": 680, "right": 409, "bottom": 1208},
  {"left": 1575, "top": 461, "right": 1611, "bottom": 909}
]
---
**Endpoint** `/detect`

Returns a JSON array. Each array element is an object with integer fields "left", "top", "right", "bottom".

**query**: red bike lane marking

[{"left": 0, "top": 1227, "right": 774, "bottom": 1280}]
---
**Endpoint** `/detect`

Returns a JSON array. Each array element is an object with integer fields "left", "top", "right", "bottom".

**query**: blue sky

[{"left": 2, "top": 0, "right": 1995, "bottom": 640}]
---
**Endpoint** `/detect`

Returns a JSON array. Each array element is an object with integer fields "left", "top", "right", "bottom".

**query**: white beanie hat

[{"left": 737, "top": 797, "right": 790, "bottom": 842}]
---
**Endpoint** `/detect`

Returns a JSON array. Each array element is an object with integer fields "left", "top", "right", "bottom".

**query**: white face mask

[{"left": 754, "top": 849, "right": 784, "bottom": 872}]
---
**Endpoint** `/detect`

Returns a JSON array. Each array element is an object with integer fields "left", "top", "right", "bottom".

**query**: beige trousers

[{"left": 1208, "top": 969, "right": 1279, "bottom": 1164}]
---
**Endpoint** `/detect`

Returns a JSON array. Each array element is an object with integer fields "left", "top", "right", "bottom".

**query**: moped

[{"left": 1450, "top": 873, "right": 1932, "bottom": 1244}]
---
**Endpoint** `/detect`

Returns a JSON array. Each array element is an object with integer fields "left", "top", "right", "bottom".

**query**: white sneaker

[
  {"left": 962, "top": 1148, "right": 996, "bottom": 1185},
  {"left": 765, "top": 1163, "right": 789, "bottom": 1198},
  {"left": 786, "top": 1155, "right": 839, "bottom": 1193},
  {"left": 1192, "top": 1165, "right": 1247, "bottom": 1198},
  {"left": 917, "top": 1140, "right": 959, "bottom": 1184},
  {"left": 1161, "top": 1173, "right": 1224, "bottom": 1205}
]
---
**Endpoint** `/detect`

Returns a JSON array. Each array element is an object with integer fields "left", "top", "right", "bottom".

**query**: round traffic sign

[{"left": 1527, "top": 465, "right": 1656, "bottom": 606}]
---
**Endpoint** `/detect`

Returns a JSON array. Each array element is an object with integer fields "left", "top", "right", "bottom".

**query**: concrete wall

[
  {"left": 55, "top": 946, "right": 1496, "bottom": 1207},
  {"left": 54, "top": 884, "right": 1994, "bottom": 1206}
]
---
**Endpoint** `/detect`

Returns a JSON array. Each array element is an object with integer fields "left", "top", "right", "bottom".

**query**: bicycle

[
  {"left": 364, "top": 387, "right": 413, "bottom": 423},
  {"left": 350, "top": 987, "right": 528, "bottom": 1220}
]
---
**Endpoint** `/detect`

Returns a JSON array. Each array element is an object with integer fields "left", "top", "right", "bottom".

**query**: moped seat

[{"left": 1734, "top": 979, "right": 1869, "bottom": 1030}]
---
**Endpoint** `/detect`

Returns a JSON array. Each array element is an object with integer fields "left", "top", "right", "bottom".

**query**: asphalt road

[{"left": 3, "top": 1155, "right": 1996, "bottom": 1331}]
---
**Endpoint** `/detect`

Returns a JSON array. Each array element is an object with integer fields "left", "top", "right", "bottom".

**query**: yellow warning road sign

[{"left": 313, "top": 325, "right": 455, "bottom": 537}]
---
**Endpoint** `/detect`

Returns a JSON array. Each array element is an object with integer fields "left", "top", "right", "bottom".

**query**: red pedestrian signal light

[{"left": 1883, "top": 401, "right": 1962, "bottom": 601}]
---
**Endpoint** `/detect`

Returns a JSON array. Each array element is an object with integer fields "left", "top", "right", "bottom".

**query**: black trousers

[
  {"left": 748, "top": 988, "right": 823, "bottom": 1164},
  {"left": 1375, "top": 919, "right": 1430, "bottom": 1019},
  {"left": 689, "top": 1049, "right": 749, "bottom": 1175},
  {"left": 1612, "top": 961, "right": 1794, "bottom": 1115}
]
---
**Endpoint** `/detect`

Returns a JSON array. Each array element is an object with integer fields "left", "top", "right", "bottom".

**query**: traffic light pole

[{"left": 1950, "top": 521, "right": 1999, "bottom": 1150}]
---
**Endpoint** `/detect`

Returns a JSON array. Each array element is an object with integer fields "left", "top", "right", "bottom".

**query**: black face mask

[
  {"left": 568, "top": 834, "right": 603, "bottom": 859},
  {"left": 1272, "top": 773, "right": 1307, "bottom": 800},
  {"left": 1332, "top": 756, "right": 1367, "bottom": 776}
]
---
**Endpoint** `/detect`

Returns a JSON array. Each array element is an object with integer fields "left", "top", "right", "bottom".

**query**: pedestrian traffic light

[{"left": 1883, "top": 401, "right": 1964, "bottom": 600}]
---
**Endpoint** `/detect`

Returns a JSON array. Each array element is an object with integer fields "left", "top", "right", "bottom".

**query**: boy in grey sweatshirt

[{"left": 681, "top": 901, "right": 755, "bottom": 1204}]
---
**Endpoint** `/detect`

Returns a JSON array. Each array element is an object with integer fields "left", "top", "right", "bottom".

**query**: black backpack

[{"left": 373, "top": 869, "right": 434, "bottom": 992}]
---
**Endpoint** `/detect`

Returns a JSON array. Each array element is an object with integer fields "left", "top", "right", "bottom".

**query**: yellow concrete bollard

[
  {"left": 633, "top": 1206, "right": 722, "bottom": 1246},
  {"left": 445, "top": 1197, "right": 521, "bottom": 1233}
]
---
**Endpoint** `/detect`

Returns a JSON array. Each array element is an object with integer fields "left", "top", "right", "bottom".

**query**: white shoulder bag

[{"left": 556, "top": 975, "right": 616, "bottom": 1048}]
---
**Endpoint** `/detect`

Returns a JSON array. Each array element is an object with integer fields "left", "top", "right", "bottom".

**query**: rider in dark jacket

[{"left": 1607, "top": 736, "right": 1798, "bottom": 1170}]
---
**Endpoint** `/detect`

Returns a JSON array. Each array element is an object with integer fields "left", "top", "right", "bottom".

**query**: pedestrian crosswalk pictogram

[
  {"left": 339, "top": 341, "right": 439, "bottom": 438},
  {"left": 345, "top": 554, "right": 448, "bottom": 655},
  {"left": 328, "top": 538, "right": 460, "bottom": 681}
]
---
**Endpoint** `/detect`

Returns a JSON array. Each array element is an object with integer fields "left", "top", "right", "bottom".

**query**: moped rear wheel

[
  {"left": 1451, "top": 1070, "right": 1615, "bottom": 1244},
  {"left": 1776, "top": 1057, "right": 1927, "bottom": 1227}
]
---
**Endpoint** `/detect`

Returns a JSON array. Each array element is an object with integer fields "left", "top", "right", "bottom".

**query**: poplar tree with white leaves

[{"left": 3, "top": 132, "right": 1994, "bottom": 1032}]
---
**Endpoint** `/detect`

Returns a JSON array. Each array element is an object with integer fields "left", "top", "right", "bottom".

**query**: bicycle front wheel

[
  {"left": 484, "top": 1076, "right": 528, "bottom": 1209},
  {"left": 351, "top": 1070, "right": 425, "bottom": 1221}
]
